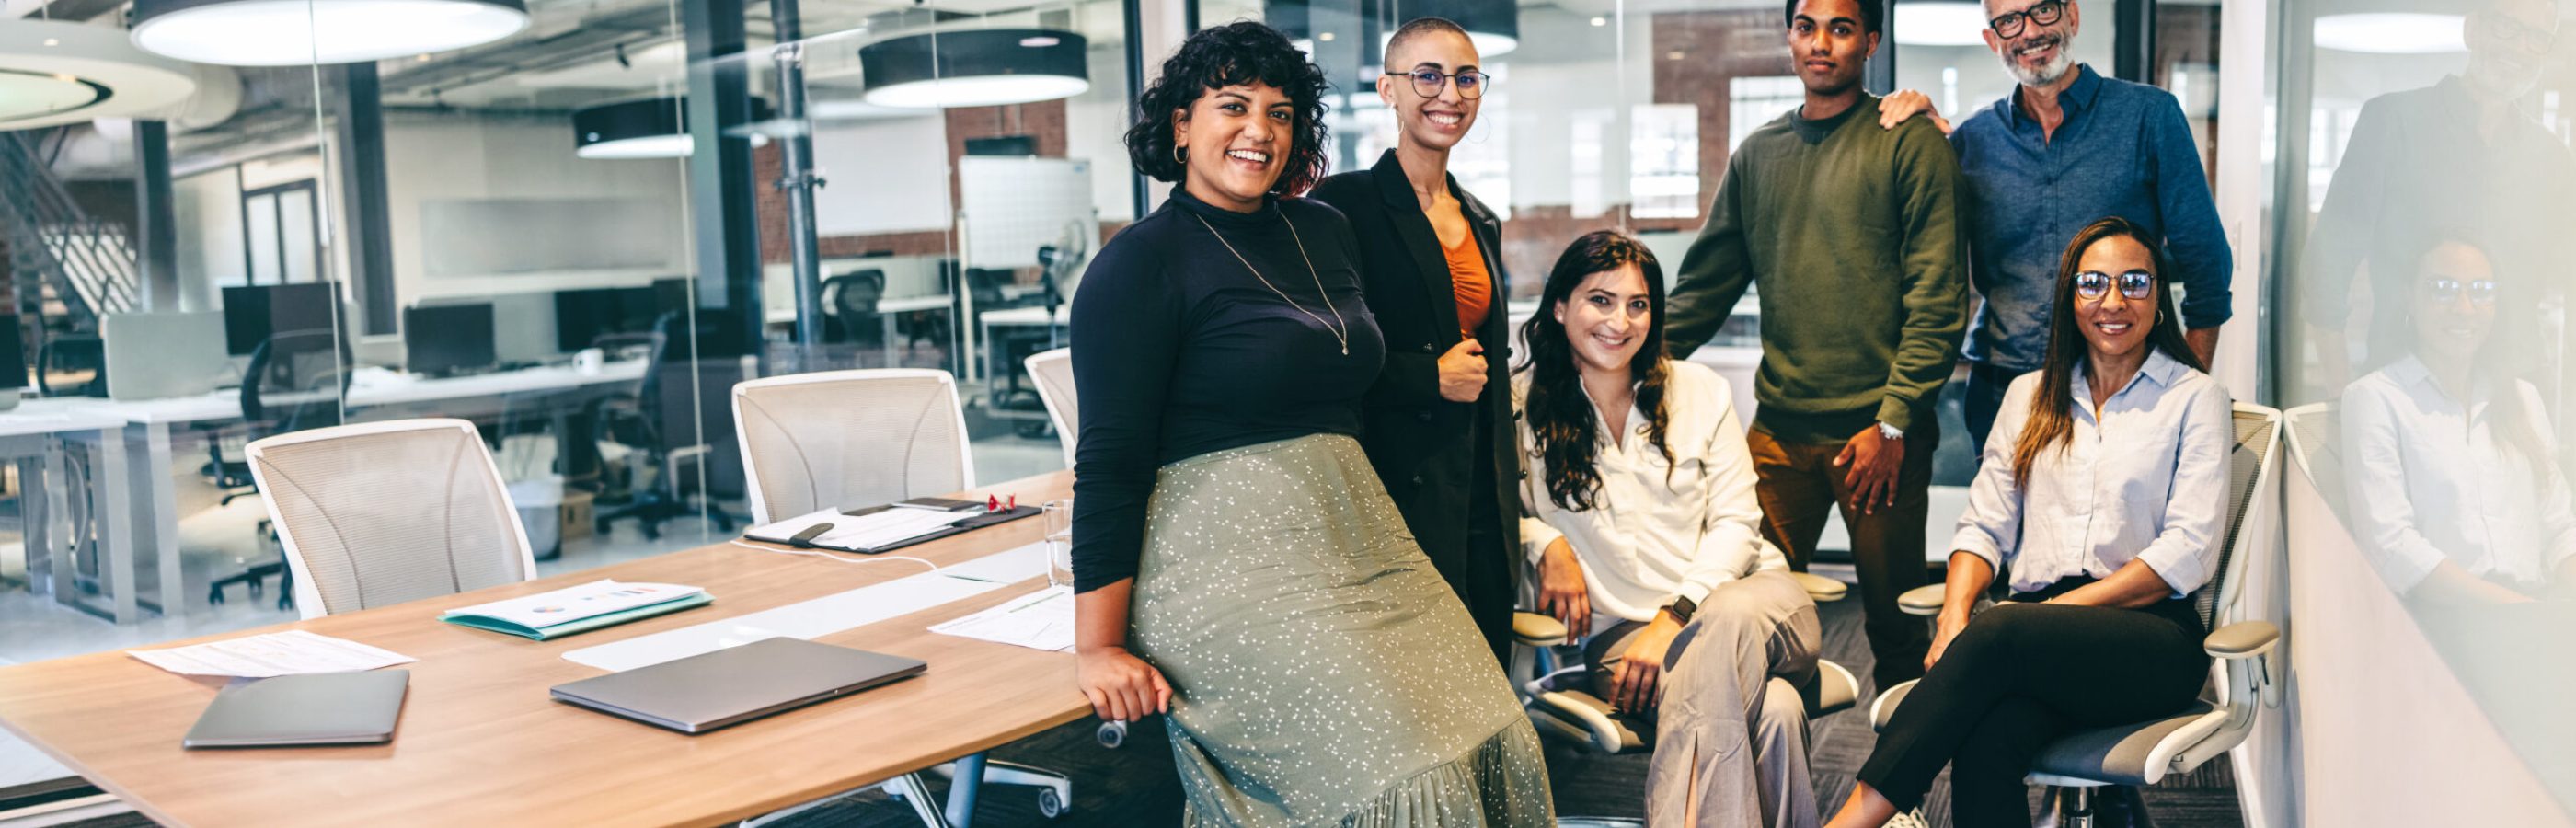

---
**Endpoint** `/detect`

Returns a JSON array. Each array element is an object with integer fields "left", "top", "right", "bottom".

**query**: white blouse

[
  {"left": 1515, "top": 361, "right": 1789, "bottom": 635},
  {"left": 2339, "top": 357, "right": 2576, "bottom": 595},
  {"left": 1952, "top": 350, "right": 2232, "bottom": 597}
]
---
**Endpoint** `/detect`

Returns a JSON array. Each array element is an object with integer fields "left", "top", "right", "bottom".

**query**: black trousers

[{"left": 1856, "top": 580, "right": 2209, "bottom": 827}]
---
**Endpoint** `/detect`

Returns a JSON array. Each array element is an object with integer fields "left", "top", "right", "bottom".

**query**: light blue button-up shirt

[
  {"left": 1950, "top": 64, "right": 2235, "bottom": 373},
  {"left": 1952, "top": 349, "right": 2233, "bottom": 596}
]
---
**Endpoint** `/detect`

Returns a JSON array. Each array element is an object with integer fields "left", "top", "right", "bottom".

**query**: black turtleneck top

[{"left": 1067, "top": 190, "right": 1387, "bottom": 592}]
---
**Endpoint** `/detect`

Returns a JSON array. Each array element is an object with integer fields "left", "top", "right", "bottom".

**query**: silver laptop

[
  {"left": 550, "top": 637, "right": 926, "bottom": 733},
  {"left": 102, "top": 311, "right": 233, "bottom": 401},
  {"left": 183, "top": 670, "right": 410, "bottom": 748}
]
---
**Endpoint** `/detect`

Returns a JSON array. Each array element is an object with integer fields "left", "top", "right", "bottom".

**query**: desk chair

[
  {"left": 592, "top": 313, "right": 748, "bottom": 540},
  {"left": 1511, "top": 574, "right": 1860, "bottom": 828},
  {"left": 241, "top": 418, "right": 538, "bottom": 618},
  {"left": 823, "top": 270, "right": 887, "bottom": 352},
  {"left": 205, "top": 331, "right": 354, "bottom": 610},
  {"left": 33, "top": 335, "right": 105, "bottom": 397},
  {"left": 1022, "top": 348, "right": 1075, "bottom": 466},
  {"left": 1870, "top": 403, "right": 2283, "bottom": 828},
  {"left": 730, "top": 368, "right": 1077, "bottom": 822},
  {"left": 731, "top": 369, "right": 975, "bottom": 523}
]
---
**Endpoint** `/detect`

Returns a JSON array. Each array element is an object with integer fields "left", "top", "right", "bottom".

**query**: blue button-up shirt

[{"left": 1950, "top": 64, "right": 2234, "bottom": 372}]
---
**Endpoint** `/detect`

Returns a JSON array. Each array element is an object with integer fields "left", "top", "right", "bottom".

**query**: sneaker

[{"left": 1885, "top": 807, "right": 1930, "bottom": 828}]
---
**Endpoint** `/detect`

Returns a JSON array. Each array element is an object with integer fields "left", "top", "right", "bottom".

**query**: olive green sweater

[{"left": 1664, "top": 95, "right": 1969, "bottom": 444}]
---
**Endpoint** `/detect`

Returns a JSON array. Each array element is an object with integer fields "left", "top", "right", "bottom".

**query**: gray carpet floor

[{"left": 767, "top": 595, "right": 2247, "bottom": 827}]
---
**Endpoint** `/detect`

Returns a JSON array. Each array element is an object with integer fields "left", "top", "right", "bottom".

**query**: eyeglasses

[
  {"left": 1990, "top": 0, "right": 2067, "bottom": 40},
  {"left": 2073, "top": 270, "right": 2155, "bottom": 302},
  {"left": 1405, "top": 68, "right": 1489, "bottom": 99},
  {"left": 2477, "top": 10, "right": 2559, "bottom": 53},
  {"left": 2424, "top": 277, "right": 2501, "bottom": 306}
]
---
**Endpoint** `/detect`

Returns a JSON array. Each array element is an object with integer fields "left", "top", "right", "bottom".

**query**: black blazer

[{"left": 1310, "top": 150, "right": 1519, "bottom": 648}]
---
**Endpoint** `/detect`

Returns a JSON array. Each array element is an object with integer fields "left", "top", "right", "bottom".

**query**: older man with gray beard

[{"left": 1879, "top": 0, "right": 2233, "bottom": 458}]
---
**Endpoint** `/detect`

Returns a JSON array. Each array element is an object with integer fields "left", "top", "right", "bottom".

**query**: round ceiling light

[
  {"left": 859, "top": 29, "right": 1089, "bottom": 109},
  {"left": 1893, "top": 3, "right": 1993, "bottom": 47},
  {"left": 130, "top": 0, "right": 530, "bottom": 66},
  {"left": 0, "top": 19, "right": 198, "bottom": 130},
  {"left": 572, "top": 96, "right": 774, "bottom": 159},
  {"left": 2313, "top": 13, "right": 2466, "bottom": 54}
]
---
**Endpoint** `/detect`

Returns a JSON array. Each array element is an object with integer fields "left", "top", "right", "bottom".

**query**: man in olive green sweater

[{"left": 1664, "top": 0, "right": 1969, "bottom": 689}]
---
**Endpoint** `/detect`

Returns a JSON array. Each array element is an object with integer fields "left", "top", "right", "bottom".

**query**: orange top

[{"left": 1442, "top": 227, "right": 1492, "bottom": 339}]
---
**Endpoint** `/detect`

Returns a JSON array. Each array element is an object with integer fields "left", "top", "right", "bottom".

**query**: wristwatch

[
  {"left": 1662, "top": 595, "right": 1697, "bottom": 626},
  {"left": 1877, "top": 421, "right": 1905, "bottom": 441}
]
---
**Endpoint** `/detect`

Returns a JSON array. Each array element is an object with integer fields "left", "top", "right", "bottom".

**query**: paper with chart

[
  {"left": 441, "top": 580, "right": 705, "bottom": 630},
  {"left": 929, "top": 586, "right": 1074, "bottom": 651},
  {"left": 129, "top": 629, "right": 416, "bottom": 678}
]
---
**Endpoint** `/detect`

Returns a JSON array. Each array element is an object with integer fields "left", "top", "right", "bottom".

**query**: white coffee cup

[{"left": 572, "top": 347, "right": 606, "bottom": 374}]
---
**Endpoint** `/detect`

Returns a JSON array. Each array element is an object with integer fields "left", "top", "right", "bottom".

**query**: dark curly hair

[
  {"left": 1516, "top": 230, "right": 1674, "bottom": 512},
  {"left": 1124, "top": 21, "right": 1335, "bottom": 197}
]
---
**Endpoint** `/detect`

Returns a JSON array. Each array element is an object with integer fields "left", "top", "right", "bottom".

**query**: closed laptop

[
  {"left": 550, "top": 637, "right": 926, "bottom": 733},
  {"left": 183, "top": 670, "right": 410, "bottom": 748}
]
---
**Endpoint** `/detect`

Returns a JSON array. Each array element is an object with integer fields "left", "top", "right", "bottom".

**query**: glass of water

[{"left": 1043, "top": 499, "right": 1075, "bottom": 589}]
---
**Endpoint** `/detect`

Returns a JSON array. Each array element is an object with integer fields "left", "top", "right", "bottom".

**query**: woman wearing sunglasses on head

[
  {"left": 1309, "top": 17, "right": 1519, "bottom": 664},
  {"left": 1069, "top": 21, "right": 1552, "bottom": 826},
  {"left": 2340, "top": 230, "right": 2576, "bottom": 607},
  {"left": 1824, "top": 217, "right": 2232, "bottom": 828}
]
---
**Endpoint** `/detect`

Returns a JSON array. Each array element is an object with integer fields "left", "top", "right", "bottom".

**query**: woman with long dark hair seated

[
  {"left": 1067, "top": 21, "right": 1552, "bottom": 826},
  {"left": 1825, "top": 217, "right": 2232, "bottom": 828},
  {"left": 1515, "top": 230, "right": 1825, "bottom": 827}
]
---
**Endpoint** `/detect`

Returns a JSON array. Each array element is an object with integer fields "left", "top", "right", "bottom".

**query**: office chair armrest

[
  {"left": 2203, "top": 620, "right": 2280, "bottom": 659},
  {"left": 1898, "top": 583, "right": 1947, "bottom": 616},
  {"left": 1790, "top": 571, "right": 1849, "bottom": 603},
  {"left": 1512, "top": 612, "right": 1567, "bottom": 648}
]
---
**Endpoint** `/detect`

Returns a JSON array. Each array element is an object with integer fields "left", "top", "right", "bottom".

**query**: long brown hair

[
  {"left": 1517, "top": 231, "right": 1673, "bottom": 512},
  {"left": 2011, "top": 217, "right": 2209, "bottom": 487}
]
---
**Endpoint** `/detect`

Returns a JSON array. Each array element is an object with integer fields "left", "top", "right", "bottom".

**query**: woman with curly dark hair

[{"left": 1066, "top": 20, "right": 1552, "bottom": 826}]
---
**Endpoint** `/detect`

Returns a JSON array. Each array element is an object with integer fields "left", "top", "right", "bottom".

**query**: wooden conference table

[{"left": 0, "top": 473, "right": 1088, "bottom": 827}]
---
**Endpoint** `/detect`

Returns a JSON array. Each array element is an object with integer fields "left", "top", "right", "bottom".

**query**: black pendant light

[{"left": 858, "top": 29, "right": 1089, "bottom": 109}]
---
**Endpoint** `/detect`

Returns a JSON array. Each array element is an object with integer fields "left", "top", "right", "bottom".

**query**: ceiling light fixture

[
  {"left": 572, "top": 96, "right": 774, "bottom": 160},
  {"left": 858, "top": 29, "right": 1089, "bottom": 109},
  {"left": 2313, "top": 13, "right": 2467, "bottom": 54},
  {"left": 129, "top": 0, "right": 530, "bottom": 66},
  {"left": 0, "top": 19, "right": 197, "bottom": 131}
]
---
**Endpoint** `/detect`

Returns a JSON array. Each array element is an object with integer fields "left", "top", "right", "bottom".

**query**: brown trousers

[{"left": 1745, "top": 424, "right": 1937, "bottom": 688}]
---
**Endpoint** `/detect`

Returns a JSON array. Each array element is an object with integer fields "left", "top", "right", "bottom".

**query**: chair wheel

[
  {"left": 208, "top": 587, "right": 225, "bottom": 604},
  {"left": 1037, "top": 788, "right": 1065, "bottom": 818}
]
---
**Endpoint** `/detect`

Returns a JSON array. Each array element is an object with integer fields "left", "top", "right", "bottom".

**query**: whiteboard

[{"left": 959, "top": 156, "right": 1096, "bottom": 270}]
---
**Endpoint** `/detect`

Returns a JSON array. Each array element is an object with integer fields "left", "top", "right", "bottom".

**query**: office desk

[
  {"left": 0, "top": 400, "right": 142, "bottom": 622},
  {"left": 67, "top": 360, "right": 652, "bottom": 624},
  {"left": 0, "top": 473, "right": 1086, "bottom": 827},
  {"left": 767, "top": 295, "right": 953, "bottom": 370}
]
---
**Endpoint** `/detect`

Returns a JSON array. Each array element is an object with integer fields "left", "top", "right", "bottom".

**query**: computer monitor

[
  {"left": 0, "top": 313, "right": 27, "bottom": 408},
  {"left": 552, "top": 281, "right": 693, "bottom": 352},
  {"left": 222, "top": 282, "right": 344, "bottom": 356},
  {"left": 404, "top": 303, "right": 498, "bottom": 377}
]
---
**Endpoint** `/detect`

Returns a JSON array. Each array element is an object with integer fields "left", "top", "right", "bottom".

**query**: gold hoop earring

[{"left": 1174, "top": 144, "right": 1187, "bottom": 165}]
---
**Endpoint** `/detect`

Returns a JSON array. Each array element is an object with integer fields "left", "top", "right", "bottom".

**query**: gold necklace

[{"left": 1192, "top": 212, "right": 1351, "bottom": 356}]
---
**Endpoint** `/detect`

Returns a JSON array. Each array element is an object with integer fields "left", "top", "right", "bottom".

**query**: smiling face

[
  {"left": 1984, "top": 0, "right": 2080, "bottom": 87},
  {"left": 1552, "top": 263, "right": 1654, "bottom": 377},
  {"left": 1380, "top": 29, "right": 1482, "bottom": 154},
  {"left": 1788, "top": 0, "right": 1878, "bottom": 99},
  {"left": 2412, "top": 240, "right": 2501, "bottom": 365},
  {"left": 2466, "top": 0, "right": 2559, "bottom": 101},
  {"left": 2070, "top": 234, "right": 2158, "bottom": 364},
  {"left": 1174, "top": 82, "right": 1294, "bottom": 211}
]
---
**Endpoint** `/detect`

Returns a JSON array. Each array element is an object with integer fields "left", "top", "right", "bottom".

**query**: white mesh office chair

[
  {"left": 730, "top": 369, "right": 1075, "bottom": 822},
  {"left": 245, "top": 418, "right": 540, "bottom": 620},
  {"left": 1871, "top": 403, "right": 2284, "bottom": 828},
  {"left": 1023, "top": 349, "right": 1076, "bottom": 467},
  {"left": 730, "top": 369, "right": 976, "bottom": 525}
]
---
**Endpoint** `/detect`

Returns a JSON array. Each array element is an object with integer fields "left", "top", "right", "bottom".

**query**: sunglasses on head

[
  {"left": 2424, "top": 277, "right": 2501, "bottom": 306},
  {"left": 2073, "top": 270, "right": 2154, "bottom": 301}
]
